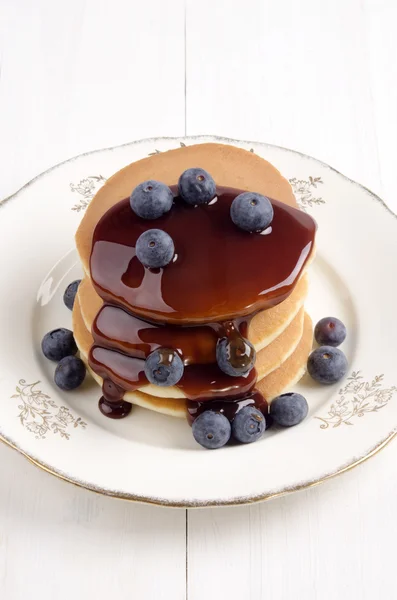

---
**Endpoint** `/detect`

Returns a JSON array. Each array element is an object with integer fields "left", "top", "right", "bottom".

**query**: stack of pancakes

[{"left": 74, "top": 143, "right": 314, "bottom": 418}]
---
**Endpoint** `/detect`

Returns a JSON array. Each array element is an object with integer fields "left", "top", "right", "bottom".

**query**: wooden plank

[
  {"left": 186, "top": 0, "right": 381, "bottom": 194},
  {"left": 0, "top": 445, "right": 187, "bottom": 599},
  {"left": 0, "top": 1, "right": 187, "bottom": 599},
  {"left": 188, "top": 451, "right": 397, "bottom": 600},
  {"left": 185, "top": 1, "right": 397, "bottom": 599},
  {"left": 0, "top": 0, "right": 186, "bottom": 199},
  {"left": 363, "top": 0, "right": 397, "bottom": 212}
]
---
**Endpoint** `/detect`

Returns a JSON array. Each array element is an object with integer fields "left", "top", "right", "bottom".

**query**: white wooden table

[{"left": 1, "top": 1, "right": 397, "bottom": 598}]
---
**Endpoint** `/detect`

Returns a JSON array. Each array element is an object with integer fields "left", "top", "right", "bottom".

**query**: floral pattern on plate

[
  {"left": 70, "top": 175, "right": 107, "bottom": 212},
  {"left": 316, "top": 372, "right": 397, "bottom": 429},
  {"left": 12, "top": 380, "right": 87, "bottom": 440}
]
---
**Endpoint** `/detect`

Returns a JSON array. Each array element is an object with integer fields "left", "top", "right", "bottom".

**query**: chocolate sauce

[
  {"left": 90, "top": 343, "right": 257, "bottom": 400},
  {"left": 88, "top": 185, "right": 316, "bottom": 418},
  {"left": 90, "top": 186, "right": 316, "bottom": 324},
  {"left": 186, "top": 391, "right": 268, "bottom": 426},
  {"left": 99, "top": 397, "right": 132, "bottom": 419},
  {"left": 98, "top": 379, "right": 132, "bottom": 419},
  {"left": 92, "top": 304, "right": 221, "bottom": 364}
]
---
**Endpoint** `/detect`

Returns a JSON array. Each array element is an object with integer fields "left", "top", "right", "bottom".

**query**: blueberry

[
  {"left": 135, "top": 229, "right": 175, "bottom": 268},
  {"left": 270, "top": 393, "right": 308, "bottom": 427},
  {"left": 232, "top": 406, "right": 266, "bottom": 443},
  {"left": 54, "top": 356, "right": 86, "bottom": 391},
  {"left": 144, "top": 348, "right": 184, "bottom": 387},
  {"left": 230, "top": 192, "right": 274, "bottom": 233},
  {"left": 178, "top": 168, "right": 216, "bottom": 206},
  {"left": 314, "top": 317, "right": 346, "bottom": 347},
  {"left": 216, "top": 336, "right": 256, "bottom": 377},
  {"left": 130, "top": 180, "right": 173, "bottom": 219},
  {"left": 41, "top": 328, "right": 77, "bottom": 362},
  {"left": 63, "top": 279, "right": 81, "bottom": 311},
  {"left": 192, "top": 411, "right": 231, "bottom": 449},
  {"left": 307, "top": 346, "right": 348, "bottom": 385}
]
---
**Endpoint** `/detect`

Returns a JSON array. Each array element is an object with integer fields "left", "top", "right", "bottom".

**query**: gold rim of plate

[{"left": 1, "top": 429, "right": 395, "bottom": 507}]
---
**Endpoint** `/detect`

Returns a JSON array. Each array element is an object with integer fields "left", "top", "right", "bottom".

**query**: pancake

[
  {"left": 74, "top": 292, "right": 305, "bottom": 398},
  {"left": 73, "top": 142, "right": 315, "bottom": 419},
  {"left": 85, "top": 363, "right": 188, "bottom": 418},
  {"left": 255, "top": 307, "right": 304, "bottom": 379},
  {"left": 77, "top": 273, "right": 309, "bottom": 355},
  {"left": 248, "top": 274, "right": 308, "bottom": 350},
  {"left": 257, "top": 313, "right": 313, "bottom": 400},
  {"left": 76, "top": 143, "right": 298, "bottom": 275},
  {"left": 74, "top": 305, "right": 313, "bottom": 418}
]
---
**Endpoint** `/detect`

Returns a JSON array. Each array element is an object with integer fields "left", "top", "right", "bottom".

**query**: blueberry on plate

[
  {"left": 130, "top": 180, "right": 173, "bottom": 219},
  {"left": 307, "top": 346, "right": 348, "bottom": 384},
  {"left": 230, "top": 192, "right": 274, "bottom": 233},
  {"left": 192, "top": 411, "right": 231, "bottom": 449},
  {"left": 41, "top": 328, "right": 77, "bottom": 362},
  {"left": 314, "top": 317, "right": 347, "bottom": 347},
  {"left": 63, "top": 279, "right": 81, "bottom": 311},
  {"left": 178, "top": 168, "right": 216, "bottom": 206},
  {"left": 232, "top": 406, "right": 266, "bottom": 443},
  {"left": 144, "top": 348, "right": 184, "bottom": 387},
  {"left": 54, "top": 356, "right": 86, "bottom": 391},
  {"left": 270, "top": 392, "right": 308, "bottom": 427},
  {"left": 135, "top": 229, "right": 175, "bottom": 268},
  {"left": 216, "top": 336, "right": 256, "bottom": 377}
]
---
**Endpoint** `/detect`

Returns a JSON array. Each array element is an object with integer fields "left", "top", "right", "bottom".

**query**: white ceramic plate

[{"left": 1, "top": 135, "right": 396, "bottom": 507}]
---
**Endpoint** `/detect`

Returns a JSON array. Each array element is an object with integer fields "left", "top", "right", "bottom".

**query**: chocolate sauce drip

[
  {"left": 89, "top": 344, "right": 257, "bottom": 401},
  {"left": 92, "top": 304, "right": 221, "bottom": 364},
  {"left": 101, "top": 378, "right": 125, "bottom": 403},
  {"left": 97, "top": 377, "right": 133, "bottom": 419},
  {"left": 186, "top": 391, "right": 268, "bottom": 425},
  {"left": 88, "top": 185, "right": 316, "bottom": 418}
]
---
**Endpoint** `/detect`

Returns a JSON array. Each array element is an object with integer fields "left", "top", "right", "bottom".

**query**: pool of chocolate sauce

[
  {"left": 186, "top": 391, "right": 269, "bottom": 426},
  {"left": 88, "top": 185, "right": 316, "bottom": 419},
  {"left": 90, "top": 186, "right": 315, "bottom": 324}
]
